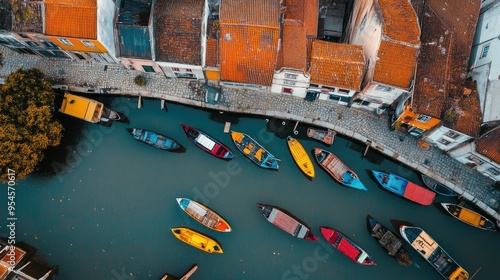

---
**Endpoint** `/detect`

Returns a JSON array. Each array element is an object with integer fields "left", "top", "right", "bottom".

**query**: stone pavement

[{"left": 1, "top": 46, "right": 499, "bottom": 223}]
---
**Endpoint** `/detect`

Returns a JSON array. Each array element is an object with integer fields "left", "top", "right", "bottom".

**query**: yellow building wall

[
  {"left": 46, "top": 36, "right": 108, "bottom": 53},
  {"left": 396, "top": 106, "right": 441, "bottom": 131}
]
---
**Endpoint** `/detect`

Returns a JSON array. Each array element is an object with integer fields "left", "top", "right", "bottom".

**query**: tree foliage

[{"left": 0, "top": 68, "right": 63, "bottom": 182}]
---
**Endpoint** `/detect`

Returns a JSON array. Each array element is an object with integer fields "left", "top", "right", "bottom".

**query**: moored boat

[
  {"left": 230, "top": 131, "right": 279, "bottom": 170},
  {"left": 371, "top": 170, "right": 435, "bottom": 205},
  {"left": 314, "top": 148, "right": 367, "bottom": 190},
  {"left": 286, "top": 136, "right": 315, "bottom": 178},
  {"left": 171, "top": 227, "right": 223, "bottom": 254},
  {"left": 59, "top": 92, "right": 122, "bottom": 125},
  {"left": 366, "top": 215, "right": 414, "bottom": 266},
  {"left": 127, "top": 128, "right": 185, "bottom": 152},
  {"left": 400, "top": 225, "right": 469, "bottom": 280},
  {"left": 257, "top": 203, "right": 318, "bottom": 241},
  {"left": 180, "top": 123, "right": 234, "bottom": 160},
  {"left": 307, "top": 128, "right": 336, "bottom": 145},
  {"left": 441, "top": 203, "right": 496, "bottom": 231},
  {"left": 421, "top": 174, "right": 456, "bottom": 196},
  {"left": 176, "top": 198, "right": 232, "bottom": 232},
  {"left": 161, "top": 264, "right": 198, "bottom": 280},
  {"left": 320, "top": 226, "right": 376, "bottom": 265}
]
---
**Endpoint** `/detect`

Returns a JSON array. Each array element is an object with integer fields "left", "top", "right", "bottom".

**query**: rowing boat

[{"left": 287, "top": 136, "right": 314, "bottom": 178}]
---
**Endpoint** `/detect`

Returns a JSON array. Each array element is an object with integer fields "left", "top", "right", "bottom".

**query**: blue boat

[
  {"left": 314, "top": 148, "right": 367, "bottom": 190},
  {"left": 127, "top": 128, "right": 185, "bottom": 152},
  {"left": 371, "top": 170, "right": 435, "bottom": 205},
  {"left": 230, "top": 131, "right": 279, "bottom": 170},
  {"left": 421, "top": 174, "right": 456, "bottom": 196}
]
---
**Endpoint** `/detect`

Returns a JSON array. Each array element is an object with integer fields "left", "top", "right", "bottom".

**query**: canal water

[{"left": 1, "top": 96, "right": 498, "bottom": 280}]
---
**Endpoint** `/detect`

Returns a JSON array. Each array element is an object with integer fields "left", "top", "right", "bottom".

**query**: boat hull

[
  {"left": 257, "top": 203, "right": 317, "bottom": 241},
  {"left": 171, "top": 227, "right": 223, "bottom": 254},
  {"left": 441, "top": 203, "right": 496, "bottom": 231},
  {"left": 176, "top": 198, "right": 232, "bottom": 232},
  {"left": 307, "top": 128, "right": 335, "bottom": 145},
  {"left": 400, "top": 225, "right": 468, "bottom": 280},
  {"left": 320, "top": 226, "right": 375, "bottom": 265},
  {"left": 366, "top": 215, "right": 413, "bottom": 266},
  {"left": 421, "top": 174, "right": 456, "bottom": 196},
  {"left": 127, "top": 128, "right": 185, "bottom": 152},
  {"left": 287, "top": 136, "right": 315, "bottom": 178},
  {"left": 314, "top": 148, "right": 367, "bottom": 190},
  {"left": 371, "top": 170, "right": 435, "bottom": 205},
  {"left": 230, "top": 131, "right": 279, "bottom": 170},
  {"left": 180, "top": 123, "right": 234, "bottom": 159}
]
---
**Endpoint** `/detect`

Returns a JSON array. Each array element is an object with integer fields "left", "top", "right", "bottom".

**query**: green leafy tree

[{"left": 0, "top": 68, "right": 63, "bottom": 182}]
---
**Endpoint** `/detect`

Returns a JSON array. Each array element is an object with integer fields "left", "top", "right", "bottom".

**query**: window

[
  {"left": 445, "top": 130, "right": 461, "bottom": 139},
  {"left": 58, "top": 38, "right": 73, "bottom": 46},
  {"left": 438, "top": 138, "right": 451, "bottom": 145},
  {"left": 81, "top": 40, "right": 95, "bottom": 48},
  {"left": 284, "top": 80, "right": 295, "bottom": 85},
  {"left": 142, "top": 65, "right": 155, "bottom": 73},
  {"left": 186, "top": 69, "right": 193, "bottom": 73},
  {"left": 376, "top": 85, "right": 393, "bottom": 92},
  {"left": 467, "top": 155, "right": 484, "bottom": 165},
  {"left": 285, "top": 74, "right": 297, "bottom": 79},
  {"left": 416, "top": 114, "right": 431, "bottom": 123},
  {"left": 338, "top": 89, "right": 350, "bottom": 94},
  {"left": 172, "top": 67, "right": 180, "bottom": 72},
  {"left": 42, "top": 41, "right": 58, "bottom": 48},
  {"left": 488, "top": 168, "right": 500, "bottom": 176},
  {"left": 74, "top": 53, "right": 85, "bottom": 60},
  {"left": 18, "top": 33, "right": 29, "bottom": 38},
  {"left": 480, "top": 44, "right": 489, "bottom": 58},
  {"left": 25, "top": 41, "right": 39, "bottom": 47}
]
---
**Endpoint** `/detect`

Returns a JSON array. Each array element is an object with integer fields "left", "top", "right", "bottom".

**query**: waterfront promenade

[{"left": 1, "top": 46, "right": 499, "bottom": 223}]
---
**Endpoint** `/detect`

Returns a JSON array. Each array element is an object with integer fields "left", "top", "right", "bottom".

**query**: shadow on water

[{"left": 208, "top": 110, "right": 241, "bottom": 125}]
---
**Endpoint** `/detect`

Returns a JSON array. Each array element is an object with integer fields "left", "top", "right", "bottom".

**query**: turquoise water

[{"left": 1, "top": 97, "right": 498, "bottom": 280}]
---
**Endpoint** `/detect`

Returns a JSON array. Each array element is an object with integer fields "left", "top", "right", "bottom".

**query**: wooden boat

[
  {"left": 161, "top": 264, "right": 198, "bottom": 280},
  {"left": 180, "top": 123, "right": 234, "bottom": 160},
  {"left": 314, "top": 148, "right": 367, "bottom": 190},
  {"left": 366, "top": 215, "right": 414, "bottom": 266},
  {"left": 441, "top": 203, "right": 496, "bottom": 231},
  {"left": 286, "top": 136, "right": 315, "bottom": 178},
  {"left": 176, "top": 198, "right": 232, "bottom": 232},
  {"left": 230, "top": 131, "right": 279, "bottom": 170},
  {"left": 257, "top": 203, "right": 318, "bottom": 241},
  {"left": 421, "top": 174, "right": 456, "bottom": 196},
  {"left": 400, "top": 225, "right": 469, "bottom": 280},
  {"left": 371, "top": 170, "right": 435, "bottom": 205},
  {"left": 59, "top": 92, "right": 122, "bottom": 125},
  {"left": 171, "top": 227, "right": 223, "bottom": 254},
  {"left": 127, "top": 128, "right": 185, "bottom": 152},
  {"left": 307, "top": 128, "right": 336, "bottom": 145},
  {"left": 320, "top": 226, "right": 376, "bottom": 266}
]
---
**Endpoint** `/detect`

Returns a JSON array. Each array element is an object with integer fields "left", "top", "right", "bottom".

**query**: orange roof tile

[
  {"left": 219, "top": 0, "right": 281, "bottom": 85},
  {"left": 44, "top": 0, "right": 97, "bottom": 39},
  {"left": 205, "top": 37, "right": 218, "bottom": 67},
  {"left": 373, "top": 41, "right": 418, "bottom": 89},
  {"left": 310, "top": 40, "right": 365, "bottom": 90},
  {"left": 377, "top": 0, "right": 420, "bottom": 45},
  {"left": 476, "top": 126, "right": 500, "bottom": 164}
]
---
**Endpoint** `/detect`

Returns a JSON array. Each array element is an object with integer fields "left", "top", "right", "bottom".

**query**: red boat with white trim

[
  {"left": 320, "top": 226, "right": 376, "bottom": 265},
  {"left": 180, "top": 123, "right": 234, "bottom": 160}
]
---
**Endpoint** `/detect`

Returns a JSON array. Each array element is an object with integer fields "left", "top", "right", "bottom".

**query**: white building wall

[
  {"left": 271, "top": 69, "right": 310, "bottom": 98},
  {"left": 97, "top": 0, "right": 118, "bottom": 60},
  {"left": 351, "top": 83, "right": 406, "bottom": 113},
  {"left": 469, "top": 1, "right": 500, "bottom": 123},
  {"left": 157, "top": 62, "right": 205, "bottom": 79},
  {"left": 449, "top": 143, "right": 500, "bottom": 181},
  {"left": 425, "top": 126, "right": 473, "bottom": 151}
]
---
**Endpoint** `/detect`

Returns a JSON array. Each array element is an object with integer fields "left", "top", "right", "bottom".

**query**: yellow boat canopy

[{"left": 60, "top": 93, "right": 103, "bottom": 123}]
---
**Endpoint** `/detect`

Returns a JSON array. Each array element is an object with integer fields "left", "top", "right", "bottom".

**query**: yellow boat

[
  {"left": 171, "top": 227, "right": 223, "bottom": 254},
  {"left": 287, "top": 136, "right": 315, "bottom": 178}
]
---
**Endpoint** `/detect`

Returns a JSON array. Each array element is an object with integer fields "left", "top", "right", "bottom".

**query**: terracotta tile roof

[
  {"left": 377, "top": 0, "right": 420, "bottom": 45},
  {"left": 44, "top": 0, "right": 97, "bottom": 39},
  {"left": 309, "top": 40, "right": 365, "bottom": 90},
  {"left": 154, "top": 0, "right": 204, "bottom": 64},
  {"left": 219, "top": 0, "right": 281, "bottom": 85},
  {"left": 278, "top": 0, "right": 318, "bottom": 71},
  {"left": 412, "top": 0, "right": 481, "bottom": 136},
  {"left": 11, "top": 1, "right": 44, "bottom": 33},
  {"left": 373, "top": 0, "right": 420, "bottom": 89},
  {"left": 205, "top": 37, "right": 218, "bottom": 67},
  {"left": 476, "top": 126, "right": 500, "bottom": 164}
]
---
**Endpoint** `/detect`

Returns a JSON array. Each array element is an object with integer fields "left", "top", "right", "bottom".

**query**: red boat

[
  {"left": 320, "top": 226, "right": 376, "bottom": 265},
  {"left": 257, "top": 203, "right": 318, "bottom": 241},
  {"left": 180, "top": 123, "right": 235, "bottom": 160}
]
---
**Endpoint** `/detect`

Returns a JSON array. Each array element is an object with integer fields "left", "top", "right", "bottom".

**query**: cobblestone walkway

[{"left": 1, "top": 46, "right": 498, "bottom": 222}]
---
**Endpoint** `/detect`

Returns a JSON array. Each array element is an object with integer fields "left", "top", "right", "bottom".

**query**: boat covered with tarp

[
  {"left": 180, "top": 123, "right": 234, "bottom": 160},
  {"left": 320, "top": 226, "right": 375, "bottom": 266},
  {"left": 257, "top": 203, "right": 317, "bottom": 241},
  {"left": 371, "top": 170, "right": 435, "bottom": 205},
  {"left": 441, "top": 203, "right": 496, "bottom": 231}
]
